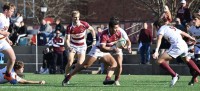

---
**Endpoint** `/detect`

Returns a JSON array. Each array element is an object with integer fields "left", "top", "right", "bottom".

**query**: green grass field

[{"left": 0, "top": 73, "right": 199, "bottom": 91}]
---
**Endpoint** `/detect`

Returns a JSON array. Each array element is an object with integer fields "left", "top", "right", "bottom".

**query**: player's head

[
  {"left": 14, "top": 61, "right": 24, "bottom": 74},
  {"left": 71, "top": 10, "right": 80, "bottom": 23},
  {"left": 192, "top": 13, "right": 200, "bottom": 27},
  {"left": 153, "top": 19, "right": 165, "bottom": 30},
  {"left": 109, "top": 16, "right": 120, "bottom": 33},
  {"left": 2, "top": 2, "right": 15, "bottom": 17}
]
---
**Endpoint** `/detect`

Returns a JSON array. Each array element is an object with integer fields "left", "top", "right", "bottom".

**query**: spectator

[
  {"left": 55, "top": 18, "right": 65, "bottom": 36},
  {"left": 47, "top": 30, "right": 65, "bottom": 74},
  {"left": 11, "top": 12, "right": 23, "bottom": 31},
  {"left": 138, "top": 22, "right": 152, "bottom": 64},
  {"left": 176, "top": 0, "right": 191, "bottom": 26},
  {"left": 39, "top": 47, "right": 53, "bottom": 74},
  {"left": 160, "top": 5, "right": 172, "bottom": 23},
  {"left": 29, "top": 34, "right": 36, "bottom": 45},
  {"left": 45, "top": 21, "right": 53, "bottom": 40},
  {"left": 15, "top": 21, "right": 27, "bottom": 45},
  {"left": 39, "top": 19, "right": 47, "bottom": 33}
]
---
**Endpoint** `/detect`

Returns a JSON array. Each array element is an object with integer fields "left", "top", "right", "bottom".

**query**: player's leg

[
  {"left": 157, "top": 52, "right": 179, "bottom": 87},
  {"left": 102, "top": 54, "right": 117, "bottom": 85},
  {"left": 62, "top": 55, "right": 97, "bottom": 86},
  {"left": 2, "top": 47, "right": 17, "bottom": 84},
  {"left": 113, "top": 53, "right": 123, "bottom": 86},
  {"left": 64, "top": 49, "right": 76, "bottom": 75},
  {"left": 182, "top": 56, "right": 200, "bottom": 85}
]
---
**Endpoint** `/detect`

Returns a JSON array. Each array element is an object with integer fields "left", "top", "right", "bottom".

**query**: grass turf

[{"left": 0, "top": 73, "right": 199, "bottom": 91}]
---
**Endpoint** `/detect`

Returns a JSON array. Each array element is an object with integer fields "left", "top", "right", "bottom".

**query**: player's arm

[
  {"left": 120, "top": 28, "right": 132, "bottom": 53},
  {"left": 88, "top": 26, "right": 96, "bottom": 46},
  {"left": 100, "top": 43, "right": 119, "bottom": 53},
  {"left": 180, "top": 31, "right": 196, "bottom": 42},
  {"left": 99, "top": 35, "right": 119, "bottom": 53},
  {"left": 0, "top": 26, "right": 10, "bottom": 37},
  {"left": 18, "top": 79, "right": 45, "bottom": 84},
  {"left": 153, "top": 34, "right": 163, "bottom": 59},
  {"left": 65, "top": 35, "right": 70, "bottom": 49}
]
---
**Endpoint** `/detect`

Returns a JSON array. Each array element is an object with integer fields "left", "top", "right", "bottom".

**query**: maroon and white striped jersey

[
  {"left": 97, "top": 29, "right": 122, "bottom": 47},
  {"left": 66, "top": 21, "right": 90, "bottom": 46}
]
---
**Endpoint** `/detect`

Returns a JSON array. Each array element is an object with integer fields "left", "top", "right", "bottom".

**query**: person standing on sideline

[
  {"left": 55, "top": 18, "right": 65, "bottom": 37},
  {"left": 138, "top": 22, "right": 152, "bottom": 64},
  {"left": 63, "top": 10, "right": 96, "bottom": 84},
  {"left": 0, "top": 2, "right": 17, "bottom": 84},
  {"left": 153, "top": 19, "right": 200, "bottom": 87},
  {"left": 47, "top": 30, "right": 65, "bottom": 74},
  {"left": 176, "top": 0, "right": 191, "bottom": 26},
  {"left": 187, "top": 13, "right": 200, "bottom": 85}
]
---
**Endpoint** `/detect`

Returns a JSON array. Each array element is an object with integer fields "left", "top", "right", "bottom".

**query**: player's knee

[
  {"left": 83, "top": 65, "right": 90, "bottom": 69},
  {"left": 111, "top": 61, "right": 117, "bottom": 68},
  {"left": 10, "top": 56, "right": 16, "bottom": 62}
]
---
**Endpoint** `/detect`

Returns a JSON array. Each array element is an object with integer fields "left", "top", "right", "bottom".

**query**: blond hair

[
  {"left": 2, "top": 2, "right": 16, "bottom": 11},
  {"left": 71, "top": 10, "right": 80, "bottom": 17}
]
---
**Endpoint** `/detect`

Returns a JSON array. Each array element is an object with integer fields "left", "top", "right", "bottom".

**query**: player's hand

[
  {"left": 2, "top": 31, "right": 10, "bottom": 37},
  {"left": 112, "top": 47, "right": 120, "bottom": 53},
  {"left": 153, "top": 51, "right": 159, "bottom": 59},
  {"left": 127, "top": 47, "right": 132, "bottom": 54},
  {"left": 190, "top": 37, "right": 196, "bottom": 43},
  {"left": 39, "top": 80, "right": 45, "bottom": 84},
  {"left": 92, "top": 41, "right": 96, "bottom": 46},
  {"left": 7, "top": 40, "right": 13, "bottom": 45}
]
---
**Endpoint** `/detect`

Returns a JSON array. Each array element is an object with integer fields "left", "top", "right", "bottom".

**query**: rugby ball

[{"left": 116, "top": 38, "right": 126, "bottom": 48}]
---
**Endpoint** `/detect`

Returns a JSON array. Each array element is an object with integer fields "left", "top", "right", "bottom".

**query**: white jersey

[
  {"left": 119, "top": 28, "right": 129, "bottom": 40},
  {"left": 0, "top": 13, "right": 10, "bottom": 39},
  {"left": 0, "top": 67, "right": 21, "bottom": 84},
  {"left": 157, "top": 25, "right": 188, "bottom": 58},
  {"left": 157, "top": 25, "right": 186, "bottom": 47}
]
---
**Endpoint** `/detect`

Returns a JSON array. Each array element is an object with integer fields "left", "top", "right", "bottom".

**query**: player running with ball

[{"left": 62, "top": 17, "right": 129, "bottom": 86}]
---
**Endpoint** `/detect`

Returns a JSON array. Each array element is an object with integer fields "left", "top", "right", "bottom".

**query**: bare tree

[{"left": 133, "top": 0, "right": 200, "bottom": 20}]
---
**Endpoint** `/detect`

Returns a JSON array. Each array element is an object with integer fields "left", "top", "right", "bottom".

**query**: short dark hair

[
  {"left": 192, "top": 13, "right": 200, "bottom": 19},
  {"left": 14, "top": 61, "right": 24, "bottom": 71},
  {"left": 2, "top": 2, "right": 15, "bottom": 11},
  {"left": 153, "top": 19, "right": 165, "bottom": 28},
  {"left": 109, "top": 16, "right": 120, "bottom": 28}
]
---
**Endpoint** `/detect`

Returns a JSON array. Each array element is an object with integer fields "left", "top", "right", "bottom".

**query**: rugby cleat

[
  {"left": 62, "top": 75, "right": 71, "bottom": 86},
  {"left": 170, "top": 73, "right": 179, "bottom": 87},
  {"left": 4, "top": 73, "right": 18, "bottom": 84},
  {"left": 114, "top": 81, "right": 120, "bottom": 86},
  {"left": 103, "top": 80, "right": 115, "bottom": 85}
]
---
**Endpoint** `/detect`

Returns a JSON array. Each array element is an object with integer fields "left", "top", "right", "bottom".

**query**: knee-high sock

[
  {"left": 187, "top": 59, "right": 200, "bottom": 74},
  {"left": 160, "top": 62, "right": 176, "bottom": 77}
]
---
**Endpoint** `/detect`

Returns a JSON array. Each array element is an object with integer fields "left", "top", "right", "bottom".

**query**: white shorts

[
  {"left": 88, "top": 46, "right": 110, "bottom": 58},
  {"left": 0, "top": 39, "right": 11, "bottom": 51},
  {"left": 69, "top": 44, "right": 87, "bottom": 54},
  {"left": 166, "top": 44, "right": 188, "bottom": 58},
  {"left": 88, "top": 46, "right": 123, "bottom": 58}
]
